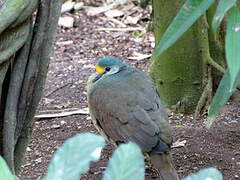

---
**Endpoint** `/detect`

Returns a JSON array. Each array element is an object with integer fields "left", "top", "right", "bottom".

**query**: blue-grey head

[{"left": 93, "top": 57, "right": 127, "bottom": 82}]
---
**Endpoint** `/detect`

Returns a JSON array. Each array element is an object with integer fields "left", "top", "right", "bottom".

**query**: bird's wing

[{"left": 88, "top": 71, "right": 172, "bottom": 153}]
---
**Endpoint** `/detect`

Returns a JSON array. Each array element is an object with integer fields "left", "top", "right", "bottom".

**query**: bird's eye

[{"left": 105, "top": 67, "right": 111, "bottom": 72}]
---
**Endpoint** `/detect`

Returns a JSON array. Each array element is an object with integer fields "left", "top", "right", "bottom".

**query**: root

[{"left": 195, "top": 66, "right": 212, "bottom": 117}]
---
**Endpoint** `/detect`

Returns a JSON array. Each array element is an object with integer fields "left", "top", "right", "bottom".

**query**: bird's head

[{"left": 92, "top": 57, "right": 126, "bottom": 82}]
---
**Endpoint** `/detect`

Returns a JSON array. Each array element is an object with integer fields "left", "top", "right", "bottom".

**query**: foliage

[
  {"left": 151, "top": 0, "right": 214, "bottom": 59},
  {"left": 182, "top": 167, "right": 222, "bottom": 180},
  {"left": 151, "top": 0, "right": 240, "bottom": 127},
  {"left": 0, "top": 133, "right": 222, "bottom": 180},
  {"left": 0, "top": 156, "right": 14, "bottom": 180},
  {"left": 103, "top": 142, "right": 145, "bottom": 180},
  {"left": 43, "top": 133, "right": 106, "bottom": 180}
]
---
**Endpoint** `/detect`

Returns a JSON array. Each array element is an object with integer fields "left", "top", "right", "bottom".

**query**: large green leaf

[
  {"left": 206, "top": 69, "right": 240, "bottom": 128},
  {"left": 43, "top": 133, "right": 106, "bottom": 180},
  {"left": 211, "top": 0, "right": 237, "bottom": 34},
  {"left": 0, "top": 156, "right": 14, "bottom": 180},
  {"left": 152, "top": 0, "right": 214, "bottom": 59},
  {"left": 182, "top": 167, "right": 222, "bottom": 180},
  {"left": 103, "top": 142, "right": 145, "bottom": 180},
  {"left": 226, "top": 6, "right": 240, "bottom": 89}
]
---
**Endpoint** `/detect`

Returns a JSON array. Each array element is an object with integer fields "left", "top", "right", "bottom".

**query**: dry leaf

[
  {"left": 104, "top": 9, "right": 124, "bottom": 18},
  {"left": 74, "top": 2, "right": 84, "bottom": 10},
  {"left": 172, "top": 139, "right": 187, "bottom": 148},
  {"left": 128, "top": 52, "right": 151, "bottom": 61},
  {"left": 61, "top": 1, "right": 75, "bottom": 13}
]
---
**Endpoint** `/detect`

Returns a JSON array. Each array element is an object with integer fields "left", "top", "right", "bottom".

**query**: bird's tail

[{"left": 150, "top": 153, "right": 179, "bottom": 180}]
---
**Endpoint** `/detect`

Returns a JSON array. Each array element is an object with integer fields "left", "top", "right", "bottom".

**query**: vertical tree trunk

[
  {"left": 0, "top": 0, "right": 62, "bottom": 174},
  {"left": 150, "top": 0, "right": 224, "bottom": 114}
]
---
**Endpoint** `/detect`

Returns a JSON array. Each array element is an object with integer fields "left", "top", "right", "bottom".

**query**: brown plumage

[{"left": 87, "top": 57, "right": 179, "bottom": 180}]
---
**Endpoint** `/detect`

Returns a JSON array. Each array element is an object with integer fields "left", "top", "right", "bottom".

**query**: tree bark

[
  {"left": 0, "top": 0, "right": 62, "bottom": 174},
  {"left": 150, "top": 0, "right": 225, "bottom": 114}
]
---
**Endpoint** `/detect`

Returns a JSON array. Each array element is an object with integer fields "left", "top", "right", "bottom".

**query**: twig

[
  {"left": 128, "top": 54, "right": 151, "bottom": 61},
  {"left": 96, "top": 27, "right": 144, "bottom": 32},
  {"left": 104, "top": 17, "right": 127, "bottom": 28},
  {"left": 35, "top": 108, "right": 89, "bottom": 119}
]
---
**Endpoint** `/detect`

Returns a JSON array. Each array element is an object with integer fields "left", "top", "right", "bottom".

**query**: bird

[{"left": 87, "top": 57, "right": 179, "bottom": 180}]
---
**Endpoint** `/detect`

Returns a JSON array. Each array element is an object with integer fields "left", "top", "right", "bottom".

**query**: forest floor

[{"left": 19, "top": 2, "right": 240, "bottom": 180}]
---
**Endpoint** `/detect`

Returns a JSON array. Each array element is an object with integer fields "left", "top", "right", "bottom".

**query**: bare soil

[{"left": 19, "top": 3, "right": 240, "bottom": 180}]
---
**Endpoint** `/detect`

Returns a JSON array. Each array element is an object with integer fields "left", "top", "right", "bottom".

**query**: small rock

[
  {"left": 56, "top": 40, "right": 73, "bottom": 45},
  {"left": 22, "top": 163, "right": 31, "bottom": 167},
  {"left": 83, "top": 64, "right": 95, "bottom": 69},
  {"left": 35, "top": 157, "right": 42, "bottom": 163},
  {"left": 60, "top": 120, "right": 66, "bottom": 125},
  {"left": 58, "top": 16, "right": 74, "bottom": 28},
  {"left": 51, "top": 124, "right": 61, "bottom": 129}
]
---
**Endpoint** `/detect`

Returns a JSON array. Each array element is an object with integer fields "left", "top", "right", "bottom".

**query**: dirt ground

[{"left": 19, "top": 2, "right": 240, "bottom": 180}]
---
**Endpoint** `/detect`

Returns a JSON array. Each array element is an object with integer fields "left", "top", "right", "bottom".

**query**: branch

[
  {"left": 207, "top": 56, "right": 225, "bottom": 74},
  {"left": 35, "top": 108, "right": 89, "bottom": 119}
]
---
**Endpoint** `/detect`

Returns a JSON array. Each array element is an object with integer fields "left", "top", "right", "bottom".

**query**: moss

[
  {"left": 150, "top": 0, "right": 204, "bottom": 114},
  {"left": 150, "top": 0, "right": 225, "bottom": 114}
]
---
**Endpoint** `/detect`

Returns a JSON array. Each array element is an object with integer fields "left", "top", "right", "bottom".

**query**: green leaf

[
  {"left": 0, "top": 0, "right": 28, "bottom": 34},
  {"left": 152, "top": 0, "right": 214, "bottom": 59},
  {"left": 43, "top": 133, "right": 106, "bottom": 180},
  {"left": 0, "top": 156, "right": 14, "bottom": 180},
  {"left": 207, "top": 6, "right": 240, "bottom": 128},
  {"left": 226, "top": 6, "right": 240, "bottom": 89},
  {"left": 207, "top": 69, "right": 240, "bottom": 128},
  {"left": 103, "top": 142, "right": 145, "bottom": 180},
  {"left": 211, "top": 0, "right": 237, "bottom": 33},
  {"left": 182, "top": 167, "right": 222, "bottom": 180}
]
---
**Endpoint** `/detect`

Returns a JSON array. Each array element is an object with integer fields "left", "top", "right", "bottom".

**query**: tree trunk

[
  {"left": 0, "top": 0, "right": 62, "bottom": 174},
  {"left": 150, "top": 0, "right": 225, "bottom": 114}
]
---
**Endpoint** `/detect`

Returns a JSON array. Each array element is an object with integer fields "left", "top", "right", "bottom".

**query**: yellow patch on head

[{"left": 96, "top": 65, "right": 105, "bottom": 74}]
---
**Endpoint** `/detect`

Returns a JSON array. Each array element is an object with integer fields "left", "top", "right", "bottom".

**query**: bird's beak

[
  {"left": 92, "top": 73, "right": 103, "bottom": 82},
  {"left": 96, "top": 65, "right": 105, "bottom": 74},
  {"left": 92, "top": 65, "right": 105, "bottom": 82}
]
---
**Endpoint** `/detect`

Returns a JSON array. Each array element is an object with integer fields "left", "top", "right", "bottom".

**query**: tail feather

[{"left": 149, "top": 153, "right": 179, "bottom": 180}]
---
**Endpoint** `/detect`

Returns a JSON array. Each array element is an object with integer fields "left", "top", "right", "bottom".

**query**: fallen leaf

[
  {"left": 104, "top": 9, "right": 124, "bottom": 18},
  {"left": 74, "top": 2, "right": 84, "bottom": 10},
  {"left": 61, "top": 1, "right": 75, "bottom": 13},
  {"left": 124, "top": 16, "right": 140, "bottom": 24},
  {"left": 172, "top": 139, "right": 186, "bottom": 148},
  {"left": 128, "top": 52, "right": 151, "bottom": 61}
]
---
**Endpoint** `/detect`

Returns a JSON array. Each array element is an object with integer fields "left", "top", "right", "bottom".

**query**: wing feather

[{"left": 88, "top": 70, "right": 172, "bottom": 153}]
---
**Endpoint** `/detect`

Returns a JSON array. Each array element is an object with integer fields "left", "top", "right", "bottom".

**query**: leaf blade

[
  {"left": 152, "top": 0, "right": 214, "bottom": 59},
  {"left": 43, "top": 133, "right": 105, "bottom": 180},
  {"left": 103, "top": 142, "right": 145, "bottom": 180},
  {"left": 0, "top": 156, "right": 14, "bottom": 180},
  {"left": 182, "top": 167, "right": 222, "bottom": 180},
  {"left": 226, "top": 6, "right": 240, "bottom": 89},
  {"left": 207, "top": 69, "right": 240, "bottom": 128},
  {"left": 211, "top": 0, "right": 237, "bottom": 33}
]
